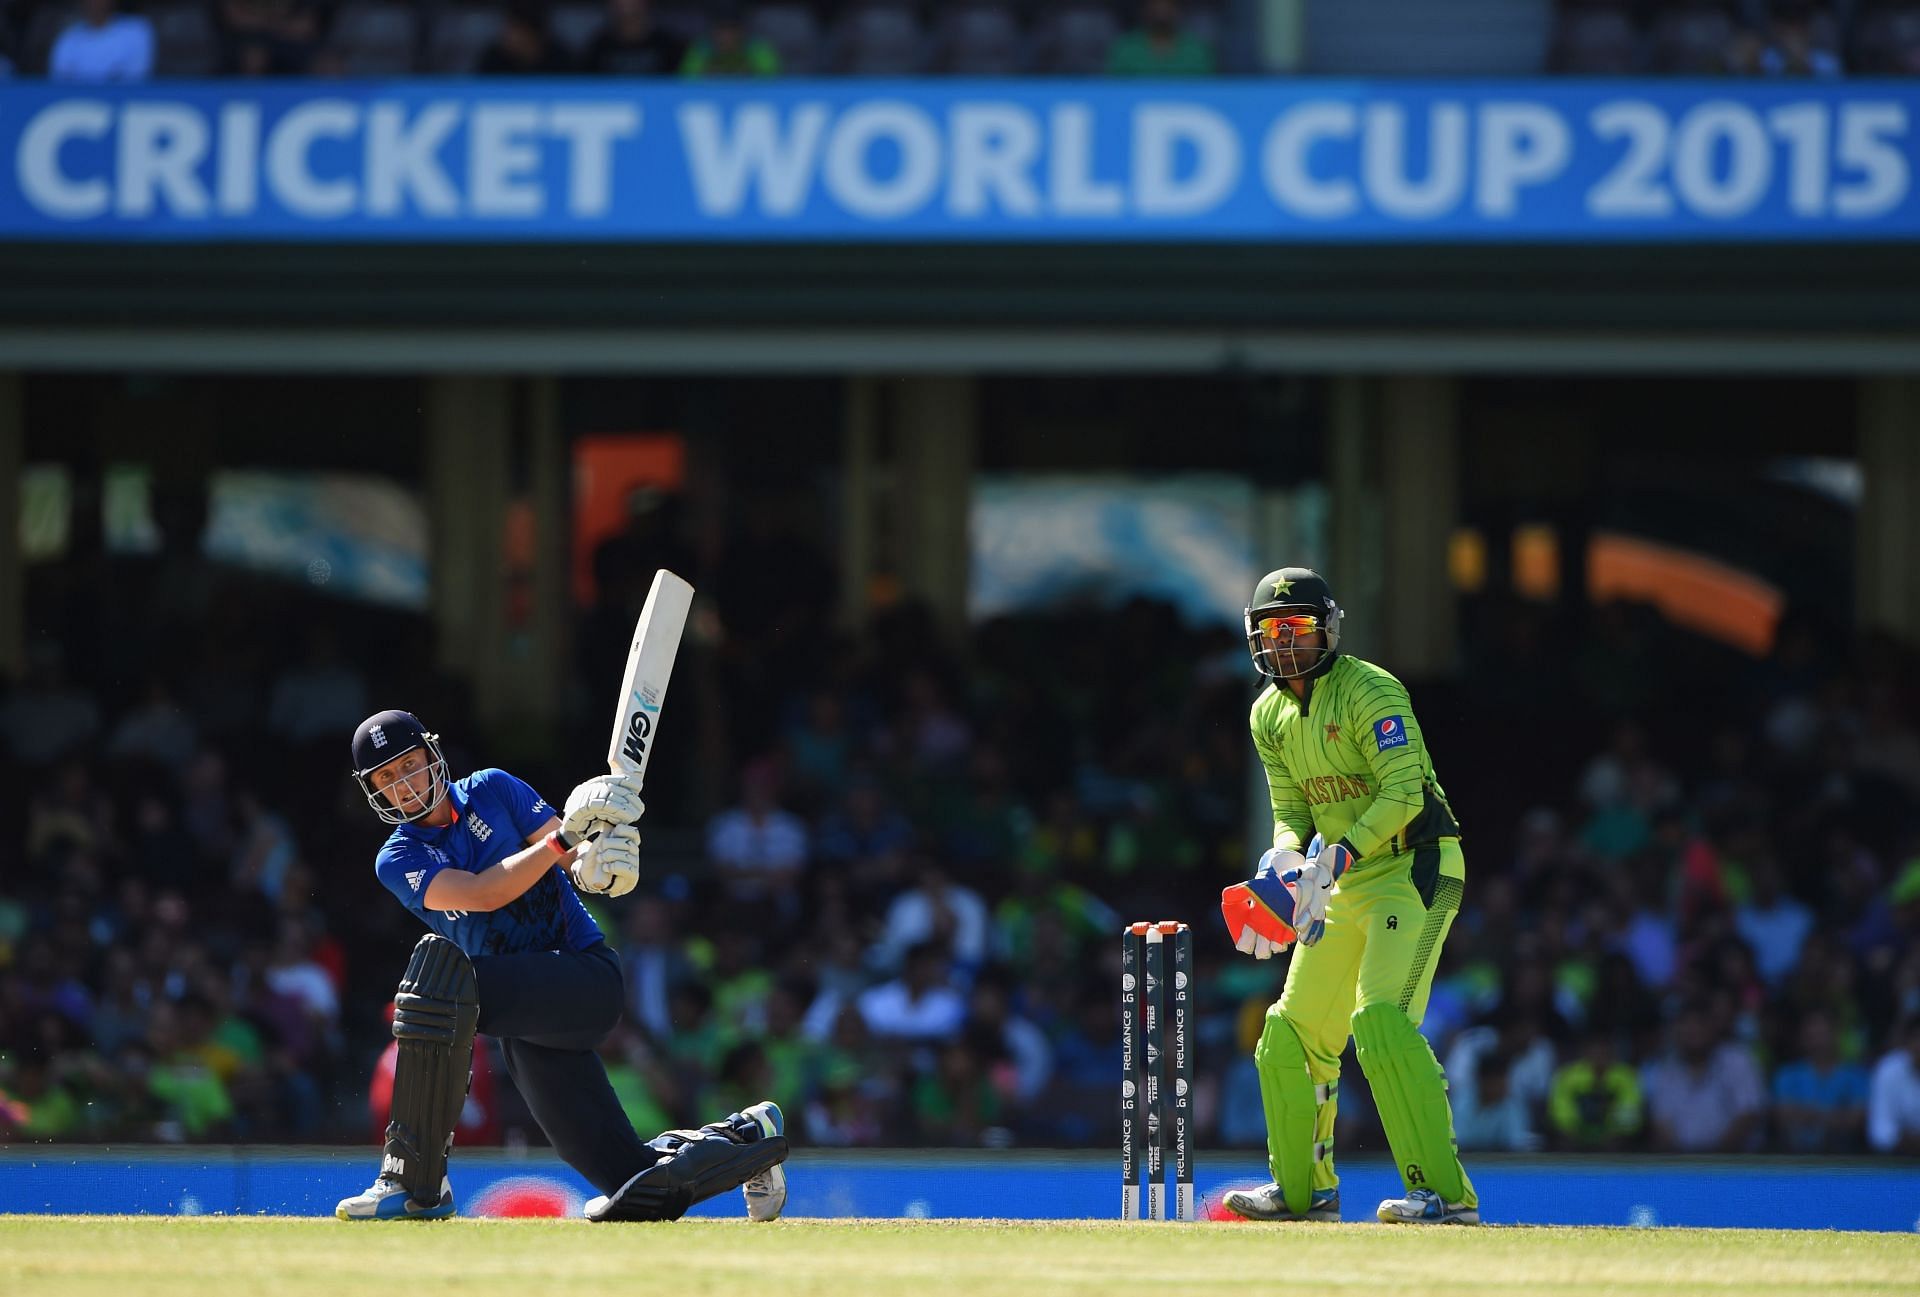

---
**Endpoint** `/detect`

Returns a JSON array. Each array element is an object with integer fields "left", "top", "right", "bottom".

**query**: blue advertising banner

[
  {"left": 3, "top": 1148, "right": 1918, "bottom": 1230},
  {"left": 0, "top": 80, "right": 1915, "bottom": 242}
]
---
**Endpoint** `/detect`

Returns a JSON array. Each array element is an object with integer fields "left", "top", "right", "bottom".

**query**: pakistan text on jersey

[{"left": 1300, "top": 773, "right": 1372, "bottom": 806}]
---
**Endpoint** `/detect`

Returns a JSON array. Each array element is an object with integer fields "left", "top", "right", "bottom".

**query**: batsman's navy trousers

[{"left": 472, "top": 942, "right": 656, "bottom": 1194}]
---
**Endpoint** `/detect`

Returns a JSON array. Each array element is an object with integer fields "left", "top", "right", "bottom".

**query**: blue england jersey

[{"left": 374, "top": 768, "right": 603, "bottom": 959}]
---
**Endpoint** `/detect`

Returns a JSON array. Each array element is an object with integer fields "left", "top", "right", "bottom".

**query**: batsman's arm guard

[
  {"left": 381, "top": 935, "right": 479, "bottom": 1206},
  {"left": 585, "top": 1110, "right": 790, "bottom": 1223}
]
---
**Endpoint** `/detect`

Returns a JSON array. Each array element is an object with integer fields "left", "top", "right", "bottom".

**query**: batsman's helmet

[
  {"left": 1244, "top": 567, "right": 1343, "bottom": 681},
  {"left": 350, "top": 709, "right": 450, "bottom": 825}
]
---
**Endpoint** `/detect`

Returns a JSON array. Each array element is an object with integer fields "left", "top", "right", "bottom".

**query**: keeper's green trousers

[{"left": 1252, "top": 840, "right": 1477, "bottom": 1214}]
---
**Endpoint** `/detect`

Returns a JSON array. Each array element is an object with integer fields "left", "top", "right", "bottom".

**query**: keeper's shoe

[
  {"left": 335, "top": 1175, "right": 455, "bottom": 1221},
  {"left": 741, "top": 1100, "right": 787, "bottom": 1222},
  {"left": 1376, "top": 1187, "right": 1479, "bottom": 1225},
  {"left": 1221, "top": 1183, "right": 1340, "bottom": 1222}
]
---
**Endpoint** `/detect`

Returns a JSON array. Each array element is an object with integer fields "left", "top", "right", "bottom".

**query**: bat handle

[{"left": 554, "top": 828, "right": 602, "bottom": 851}]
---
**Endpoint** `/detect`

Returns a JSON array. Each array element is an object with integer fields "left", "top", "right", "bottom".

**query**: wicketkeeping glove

[
  {"left": 563, "top": 774, "right": 646, "bottom": 838},
  {"left": 1281, "top": 834, "right": 1354, "bottom": 947},
  {"left": 571, "top": 822, "right": 641, "bottom": 897},
  {"left": 1221, "top": 847, "right": 1305, "bottom": 959}
]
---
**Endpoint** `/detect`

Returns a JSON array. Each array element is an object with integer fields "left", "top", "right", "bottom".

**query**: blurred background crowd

[
  {"left": 1, "top": 0, "right": 1918, "bottom": 83},
  {"left": 3, "top": 481, "right": 1919, "bottom": 1161}
]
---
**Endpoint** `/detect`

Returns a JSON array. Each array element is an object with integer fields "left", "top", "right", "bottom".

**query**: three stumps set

[{"left": 1120, "top": 921, "right": 1194, "bottom": 1221}]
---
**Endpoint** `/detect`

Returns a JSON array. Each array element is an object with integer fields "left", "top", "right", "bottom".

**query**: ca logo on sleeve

[{"left": 1374, "top": 716, "right": 1409, "bottom": 751}]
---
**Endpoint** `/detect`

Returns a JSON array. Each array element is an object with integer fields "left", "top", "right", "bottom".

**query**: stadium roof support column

[
  {"left": 511, "top": 376, "right": 569, "bottom": 754},
  {"left": 1328, "top": 375, "right": 1382, "bottom": 662},
  {"left": 425, "top": 376, "right": 513, "bottom": 728},
  {"left": 1858, "top": 379, "right": 1920, "bottom": 647},
  {"left": 1380, "top": 376, "right": 1460, "bottom": 677},
  {"left": 1328, "top": 375, "right": 1461, "bottom": 677},
  {"left": 839, "top": 376, "right": 879, "bottom": 633},
  {"left": 894, "top": 377, "right": 977, "bottom": 637},
  {"left": 0, "top": 373, "right": 18, "bottom": 679},
  {"left": 836, "top": 375, "right": 975, "bottom": 636}
]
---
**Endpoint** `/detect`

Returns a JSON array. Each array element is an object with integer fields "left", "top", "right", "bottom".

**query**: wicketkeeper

[{"left": 1219, "top": 570, "right": 1479, "bottom": 1224}]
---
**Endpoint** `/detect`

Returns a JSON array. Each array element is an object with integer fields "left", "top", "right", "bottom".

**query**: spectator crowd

[
  {"left": 7, "top": 0, "right": 1919, "bottom": 84},
  {"left": 3, "top": 487, "right": 1920, "bottom": 1165},
  {"left": 0, "top": 0, "right": 1224, "bottom": 80}
]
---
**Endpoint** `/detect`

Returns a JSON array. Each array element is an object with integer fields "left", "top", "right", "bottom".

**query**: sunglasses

[{"left": 1257, "top": 615, "right": 1322, "bottom": 639}]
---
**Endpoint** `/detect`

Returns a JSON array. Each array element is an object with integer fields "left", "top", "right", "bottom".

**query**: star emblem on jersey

[
  {"left": 1271, "top": 577, "right": 1294, "bottom": 597},
  {"left": 1325, "top": 723, "right": 1341, "bottom": 741}
]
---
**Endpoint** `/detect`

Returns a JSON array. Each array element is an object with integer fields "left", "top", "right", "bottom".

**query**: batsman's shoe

[
  {"left": 335, "top": 1174, "right": 455, "bottom": 1221},
  {"left": 586, "top": 1105, "right": 790, "bottom": 1222},
  {"left": 1377, "top": 1187, "right": 1479, "bottom": 1225},
  {"left": 741, "top": 1100, "right": 787, "bottom": 1222},
  {"left": 1221, "top": 1183, "right": 1339, "bottom": 1222}
]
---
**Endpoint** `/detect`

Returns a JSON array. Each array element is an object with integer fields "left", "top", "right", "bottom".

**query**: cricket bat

[{"left": 558, "top": 568, "right": 695, "bottom": 847}]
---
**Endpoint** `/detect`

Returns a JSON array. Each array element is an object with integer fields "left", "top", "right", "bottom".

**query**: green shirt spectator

[
  {"left": 682, "top": 5, "right": 779, "bottom": 78},
  {"left": 705, "top": 1040, "right": 777, "bottom": 1126},
  {"left": 601, "top": 1047, "right": 674, "bottom": 1140},
  {"left": 7, "top": 1058, "right": 87, "bottom": 1140},
  {"left": 761, "top": 985, "right": 824, "bottom": 1111},
  {"left": 666, "top": 982, "right": 735, "bottom": 1080},
  {"left": 912, "top": 1040, "right": 1003, "bottom": 1145},
  {"left": 683, "top": 35, "right": 779, "bottom": 77},
  {"left": 1550, "top": 1037, "right": 1644, "bottom": 1149},
  {"left": 149, "top": 1057, "right": 233, "bottom": 1139},
  {"left": 1107, "top": 0, "right": 1215, "bottom": 76},
  {"left": 22, "top": 1085, "right": 85, "bottom": 1139}
]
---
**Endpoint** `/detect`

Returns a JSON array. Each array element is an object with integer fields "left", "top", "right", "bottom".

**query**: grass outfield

[{"left": 6, "top": 1218, "right": 1919, "bottom": 1297}]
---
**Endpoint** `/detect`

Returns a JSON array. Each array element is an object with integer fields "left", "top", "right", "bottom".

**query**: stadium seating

[
  {"left": 1851, "top": 1, "right": 1920, "bottom": 72},
  {"left": 149, "top": 1, "right": 218, "bottom": 78},
  {"left": 937, "top": 1, "right": 1028, "bottom": 75},
  {"left": 1183, "top": 5, "right": 1225, "bottom": 64},
  {"left": 1304, "top": 0, "right": 1553, "bottom": 74},
  {"left": 831, "top": 1, "right": 930, "bottom": 74},
  {"left": 327, "top": 2, "right": 420, "bottom": 77},
  {"left": 549, "top": 2, "right": 605, "bottom": 59},
  {"left": 656, "top": 3, "right": 712, "bottom": 42},
  {"left": 1034, "top": 1, "right": 1120, "bottom": 75},
  {"left": 426, "top": 3, "right": 505, "bottom": 74},
  {"left": 1551, "top": 2, "right": 1641, "bottom": 74},
  {"left": 0, "top": 2, "right": 1909, "bottom": 106},
  {"left": 749, "top": 2, "right": 824, "bottom": 73},
  {"left": 18, "top": 1, "right": 67, "bottom": 75},
  {"left": 1647, "top": 0, "right": 1735, "bottom": 74}
]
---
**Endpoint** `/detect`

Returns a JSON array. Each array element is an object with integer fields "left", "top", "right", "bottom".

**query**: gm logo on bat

[{"left": 621, "top": 710, "right": 653, "bottom": 767}]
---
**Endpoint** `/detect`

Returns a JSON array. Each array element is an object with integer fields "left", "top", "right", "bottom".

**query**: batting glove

[
  {"left": 1221, "top": 847, "right": 1305, "bottom": 958},
  {"left": 571, "top": 821, "right": 641, "bottom": 898},
  {"left": 563, "top": 774, "right": 646, "bottom": 838},
  {"left": 1280, "top": 835, "right": 1354, "bottom": 947}
]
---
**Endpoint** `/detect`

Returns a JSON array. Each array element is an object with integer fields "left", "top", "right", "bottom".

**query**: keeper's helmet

[
  {"left": 1244, "top": 567, "right": 1343, "bottom": 681},
  {"left": 350, "top": 709, "right": 450, "bottom": 825}
]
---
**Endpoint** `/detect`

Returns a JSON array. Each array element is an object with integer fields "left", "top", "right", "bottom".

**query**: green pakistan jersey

[{"left": 1249, "top": 653, "right": 1460, "bottom": 864}]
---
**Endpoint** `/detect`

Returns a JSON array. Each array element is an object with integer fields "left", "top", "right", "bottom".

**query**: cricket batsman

[
  {"left": 1218, "top": 569, "right": 1479, "bottom": 1224},
  {"left": 334, "top": 709, "right": 790, "bottom": 1223}
]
